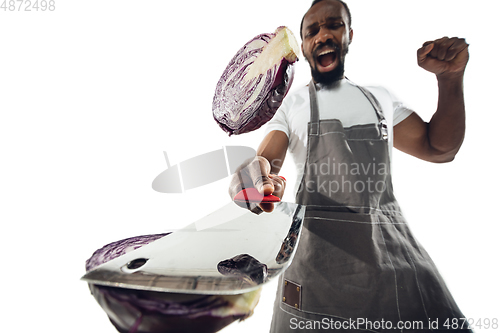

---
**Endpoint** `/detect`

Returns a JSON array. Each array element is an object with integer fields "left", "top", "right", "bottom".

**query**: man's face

[{"left": 301, "top": 0, "right": 353, "bottom": 84}]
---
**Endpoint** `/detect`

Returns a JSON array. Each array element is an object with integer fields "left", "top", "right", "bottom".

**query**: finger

[
  {"left": 269, "top": 173, "right": 285, "bottom": 184},
  {"left": 256, "top": 175, "right": 286, "bottom": 212},
  {"left": 438, "top": 37, "right": 460, "bottom": 61},
  {"left": 269, "top": 174, "right": 287, "bottom": 198},
  {"left": 252, "top": 174, "right": 274, "bottom": 195},
  {"left": 443, "top": 38, "right": 469, "bottom": 61},
  {"left": 417, "top": 42, "right": 434, "bottom": 63},
  {"left": 228, "top": 169, "right": 252, "bottom": 199},
  {"left": 430, "top": 37, "right": 469, "bottom": 62},
  {"left": 228, "top": 156, "right": 259, "bottom": 197},
  {"left": 248, "top": 157, "right": 274, "bottom": 195},
  {"left": 428, "top": 37, "right": 451, "bottom": 60},
  {"left": 437, "top": 37, "right": 466, "bottom": 61},
  {"left": 432, "top": 37, "right": 456, "bottom": 61}
]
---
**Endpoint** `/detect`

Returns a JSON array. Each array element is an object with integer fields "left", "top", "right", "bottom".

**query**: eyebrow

[{"left": 305, "top": 16, "right": 344, "bottom": 31}]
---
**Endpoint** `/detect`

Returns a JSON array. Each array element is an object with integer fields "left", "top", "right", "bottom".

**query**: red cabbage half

[
  {"left": 86, "top": 234, "right": 262, "bottom": 333},
  {"left": 212, "top": 26, "right": 299, "bottom": 135}
]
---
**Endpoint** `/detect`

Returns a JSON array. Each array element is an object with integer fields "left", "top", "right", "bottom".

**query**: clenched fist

[{"left": 417, "top": 37, "right": 469, "bottom": 79}]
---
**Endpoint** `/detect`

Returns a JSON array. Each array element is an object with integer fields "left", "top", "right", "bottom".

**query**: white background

[{"left": 1, "top": 0, "right": 498, "bottom": 332}]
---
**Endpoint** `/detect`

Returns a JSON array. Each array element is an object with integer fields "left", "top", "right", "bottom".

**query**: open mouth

[{"left": 316, "top": 49, "right": 338, "bottom": 72}]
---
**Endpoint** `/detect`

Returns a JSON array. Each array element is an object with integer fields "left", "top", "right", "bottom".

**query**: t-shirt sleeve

[
  {"left": 263, "top": 97, "right": 291, "bottom": 138},
  {"left": 393, "top": 102, "right": 414, "bottom": 126},
  {"left": 386, "top": 88, "right": 414, "bottom": 126},
  {"left": 366, "top": 85, "right": 414, "bottom": 128}
]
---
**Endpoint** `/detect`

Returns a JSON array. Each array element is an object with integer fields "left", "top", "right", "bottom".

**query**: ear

[
  {"left": 301, "top": 43, "right": 305, "bottom": 57},
  {"left": 348, "top": 29, "right": 354, "bottom": 44}
]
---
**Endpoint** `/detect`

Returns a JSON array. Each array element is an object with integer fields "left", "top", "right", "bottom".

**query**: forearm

[
  {"left": 256, "top": 130, "right": 288, "bottom": 174},
  {"left": 427, "top": 74, "right": 466, "bottom": 161}
]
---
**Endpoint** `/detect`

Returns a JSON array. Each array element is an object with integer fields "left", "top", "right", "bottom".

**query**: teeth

[{"left": 318, "top": 50, "right": 335, "bottom": 56}]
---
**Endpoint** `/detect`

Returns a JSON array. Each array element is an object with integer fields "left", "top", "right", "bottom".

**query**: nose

[{"left": 315, "top": 25, "right": 334, "bottom": 45}]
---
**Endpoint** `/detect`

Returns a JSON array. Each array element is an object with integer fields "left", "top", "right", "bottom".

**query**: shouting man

[{"left": 230, "top": 0, "right": 471, "bottom": 331}]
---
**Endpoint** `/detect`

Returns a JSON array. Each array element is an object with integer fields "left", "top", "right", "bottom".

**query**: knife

[{"left": 81, "top": 201, "right": 305, "bottom": 295}]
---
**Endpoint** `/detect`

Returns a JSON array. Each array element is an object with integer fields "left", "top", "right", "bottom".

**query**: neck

[{"left": 315, "top": 76, "right": 345, "bottom": 89}]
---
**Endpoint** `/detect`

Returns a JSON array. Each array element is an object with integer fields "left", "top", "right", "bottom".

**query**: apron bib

[{"left": 270, "top": 80, "right": 470, "bottom": 332}]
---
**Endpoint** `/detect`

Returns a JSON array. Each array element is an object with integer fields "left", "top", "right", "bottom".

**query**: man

[{"left": 230, "top": 0, "right": 470, "bottom": 331}]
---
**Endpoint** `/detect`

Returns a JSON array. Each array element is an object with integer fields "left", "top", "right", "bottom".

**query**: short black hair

[{"left": 300, "top": 0, "right": 352, "bottom": 40}]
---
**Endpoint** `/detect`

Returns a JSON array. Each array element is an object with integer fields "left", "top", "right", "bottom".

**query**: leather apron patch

[{"left": 282, "top": 279, "right": 301, "bottom": 310}]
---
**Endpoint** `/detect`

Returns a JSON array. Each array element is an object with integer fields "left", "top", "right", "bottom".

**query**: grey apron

[{"left": 270, "top": 80, "right": 470, "bottom": 332}]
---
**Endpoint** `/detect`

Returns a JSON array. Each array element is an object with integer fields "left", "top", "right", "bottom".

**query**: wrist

[
  {"left": 436, "top": 72, "right": 465, "bottom": 95},
  {"left": 436, "top": 71, "right": 465, "bottom": 83}
]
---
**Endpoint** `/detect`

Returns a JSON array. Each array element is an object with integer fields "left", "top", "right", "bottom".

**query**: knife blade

[{"left": 81, "top": 201, "right": 305, "bottom": 295}]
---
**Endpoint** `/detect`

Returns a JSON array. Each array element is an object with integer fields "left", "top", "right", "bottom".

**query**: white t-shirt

[{"left": 264, "top": 78, "right": 413, "bottom": 195}]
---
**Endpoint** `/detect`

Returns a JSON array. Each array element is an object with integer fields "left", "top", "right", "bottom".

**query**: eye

[
  {"left": 328, "top": 22, "right": 344, "bottom": 30},
  {"left": 305, "top": 27, "right": 319, "bottom": 38}
]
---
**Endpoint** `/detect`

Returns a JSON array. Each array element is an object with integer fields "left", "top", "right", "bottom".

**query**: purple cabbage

[
  {"left": 212, "top": 26, "right": 299, "bottom": 136},
  {"left": 217, "top": 254, "right": 268, "bottom": 285},
  {"left": 86, "top": 234, "right": 261, "bottom": 333},
  {"left": 85, "top": 233, "right": 169, "bottom": 272}
]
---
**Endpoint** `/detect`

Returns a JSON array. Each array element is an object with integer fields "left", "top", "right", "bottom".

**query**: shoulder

[
  {"left": 282, "top": 83, "right": 309, "bottom": 110},
  {"left": 362, "top": 84, "right": 399, "bottom": 103},
  {"left": 359, "top": 83, "right": 414, "bottom": 125},
  {"left": 354, "top": 82, "right": 406, "bottom": 108},
  {"left": 271, "top": 84, "right": 309, "bottom": 121},
  {"left": 340, "top": 79, "right": 397, "bottom": 105}
]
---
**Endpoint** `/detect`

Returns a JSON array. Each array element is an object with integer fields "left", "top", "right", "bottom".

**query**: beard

[
  {"left": 307, "top": 42, "right": 349, "bottom": 85},
  {"left": 311, "top": 60, "right": 345, "bottom": 85}
]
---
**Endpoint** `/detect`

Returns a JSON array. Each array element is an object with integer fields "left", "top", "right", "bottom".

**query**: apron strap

[
  {"left": 355, "top": 85, "right": 389, "bottom": 141},
  {"left": 308, "top": 79, "right": 389, "bottom": 141},
  {"left": 308, "top": 80, "right": 320, "bottom": 136}
]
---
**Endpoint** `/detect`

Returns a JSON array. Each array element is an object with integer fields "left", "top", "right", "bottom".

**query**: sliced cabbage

[
  {"left": 212, "top": 26, "right": 299, "bottom": 135},
  {"left": 85, "top": 234, "right": 261, "bottom": 333}
]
